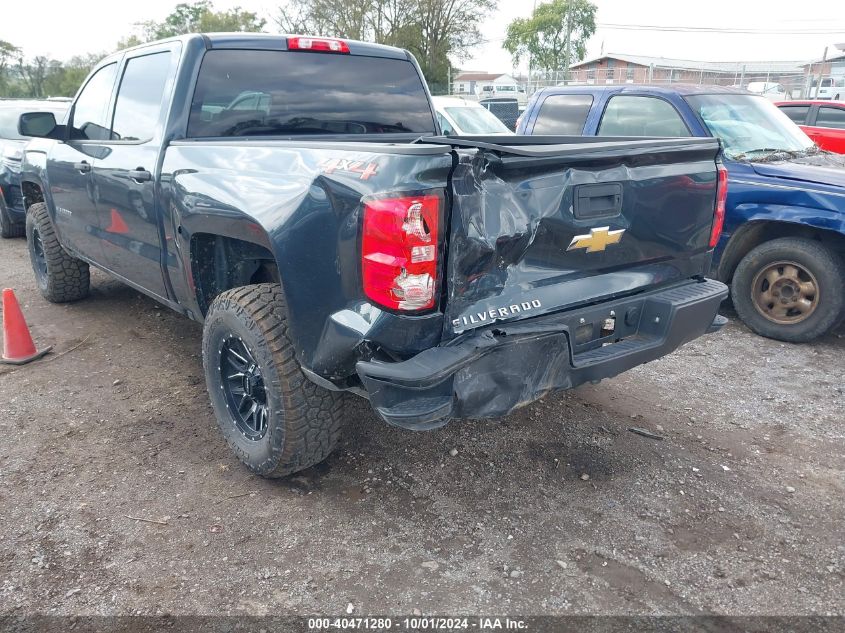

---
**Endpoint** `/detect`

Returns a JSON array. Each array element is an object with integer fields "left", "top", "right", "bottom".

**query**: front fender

[{"left": 20, "top": 146, "right": 56, "bottom": 213}]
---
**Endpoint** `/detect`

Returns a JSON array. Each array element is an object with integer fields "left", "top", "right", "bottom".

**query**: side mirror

[{"left": 18, "top": 111, "right": 58, "bottom": 139}]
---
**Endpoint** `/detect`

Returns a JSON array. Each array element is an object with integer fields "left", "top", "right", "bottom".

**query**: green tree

[
  {"left": 116, "top": 34, "right": 145, "bottom": 51},
  {"left": 142, "top": 0, "right": 266, "bottom": 41},
  {"left": 503, "top": 0, "right": 596, "bottom": 73},
  {"left": 43, "top": 53, "right": 104, "bottom": 97},
  {"left": 17, "top": 56, "right": 60, "bottom": 98},
  {"left": 275, "top": 0, "right": 495, "bottom": 87},
  {"left": 0, "top": 40, "right": 22, "bottom": 93}
]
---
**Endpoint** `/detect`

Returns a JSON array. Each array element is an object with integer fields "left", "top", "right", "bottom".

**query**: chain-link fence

[{"left": 440, "top": 60, "right": 835, "bottom": 101}]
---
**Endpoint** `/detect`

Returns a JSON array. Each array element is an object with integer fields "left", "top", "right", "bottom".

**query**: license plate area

[{"left": 564, "top": 298, "right": 647, "bottom": 357}]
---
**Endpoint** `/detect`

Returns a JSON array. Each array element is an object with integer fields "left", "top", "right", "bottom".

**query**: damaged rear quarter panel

[{"left": 161, "top": 141, "right": 454, "bottom": 381}]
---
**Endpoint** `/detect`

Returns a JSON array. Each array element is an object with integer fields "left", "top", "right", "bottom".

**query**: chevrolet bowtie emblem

[{"left": 567, "top": 226, "right": 625, "bottom": 253}]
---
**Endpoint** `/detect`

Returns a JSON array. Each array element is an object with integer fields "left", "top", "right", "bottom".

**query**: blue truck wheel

[{"left": 731, "top": 237, "right": 845, "bottom": 343}]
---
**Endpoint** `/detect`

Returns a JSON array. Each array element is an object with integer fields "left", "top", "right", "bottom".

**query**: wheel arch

[
  {"left": 20, "top": 178, "right": 45, "bottom": 209},
  {"left": 188, "top": 230, "right": 281, "bottom": 317},
  {"left": 718, "top": 218, "right": 845, "bottom": 283}
]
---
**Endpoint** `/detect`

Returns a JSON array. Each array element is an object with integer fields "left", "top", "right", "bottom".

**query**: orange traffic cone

[
  {"left": 106, "top": 208, "right": 129, "bottom": 234},
  {"left": 1, "top": 289, "right": 52, "bottom": 365}
]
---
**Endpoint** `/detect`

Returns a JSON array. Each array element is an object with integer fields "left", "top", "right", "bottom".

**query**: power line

[{"left": 597, "top": 22, "right": 845, "bottom": 35}]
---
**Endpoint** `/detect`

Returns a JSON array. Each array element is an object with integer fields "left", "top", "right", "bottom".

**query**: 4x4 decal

[{"left": 319, "top": 158, "right": 379, "bottom": 180}]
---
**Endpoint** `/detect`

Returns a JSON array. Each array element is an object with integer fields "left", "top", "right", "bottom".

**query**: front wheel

[
  {"left": 25, "top": 202, "right": 90, "bottom": 302},
  {"left": 731, "top": 237, "right": 845, "bottom": 343},
  {"left": 202, "top": 283, "right": 346, "bottom": 477}
]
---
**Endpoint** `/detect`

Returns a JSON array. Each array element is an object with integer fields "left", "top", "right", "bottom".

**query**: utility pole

[
  {"left": 562, "top": 8, "right": 573, "bottom": 85},
  {"left": 814, "top": 46, "right": 828, "bottom": 99},
  {"left": 527, "top": 0, "right": 537, "bottom": 93}
]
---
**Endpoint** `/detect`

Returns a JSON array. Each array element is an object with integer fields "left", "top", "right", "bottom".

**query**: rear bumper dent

[{"left": 356, "top": 278, "right": 728, "bottom": 430}]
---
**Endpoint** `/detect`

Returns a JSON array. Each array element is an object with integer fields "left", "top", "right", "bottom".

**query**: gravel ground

[{"left": 0, "top": 235, "right": 843, "bottom": 617}]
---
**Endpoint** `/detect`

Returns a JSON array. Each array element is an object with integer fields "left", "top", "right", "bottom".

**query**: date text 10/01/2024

[{"left": 307, "top": 617, "right": 528, "bottom": 630}]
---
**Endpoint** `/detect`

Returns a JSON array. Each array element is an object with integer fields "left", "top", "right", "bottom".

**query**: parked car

[
  {"left": 0, "top": 100, "right": 69, "bottom": 237},
  {"left": 431, "top": 96, "right": 513, "bottom": 135},
  {"left": 745, "top": 81, "right": 787, "bottom": 101},
  {"left": 812, "top": 76, "right": 845, "bottom": 101},
  {"left": 776, "top": 100, "right": 845, "bottom": 153},
  {"left": 18, "top": 35, "right": 727, "bottom": 477},
  {"left": 518, "top": 84, "right": 845, "bottom": 343}
]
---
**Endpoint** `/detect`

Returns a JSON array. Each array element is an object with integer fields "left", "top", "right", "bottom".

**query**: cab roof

[
  {"left": 537, "top": 83, "right": 752, "bottom": 97},
  {"left": 117, "top": 32, "right": 410, "bottom": 61}
]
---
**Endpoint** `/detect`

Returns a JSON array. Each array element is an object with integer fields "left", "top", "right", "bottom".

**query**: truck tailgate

[{"left": 444, "top": 137, "right": 722, "bottom": 335}]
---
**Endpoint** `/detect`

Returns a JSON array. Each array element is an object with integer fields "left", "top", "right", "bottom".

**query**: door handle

[
  {"left": 573, "top": 183, "right": 624, "bottom": 219},
  {"left": 130, "top": 168, "right": 152, "bottom": 183},
  {"left": 74, "top": 161, "right": 91, "bottom": 174}
]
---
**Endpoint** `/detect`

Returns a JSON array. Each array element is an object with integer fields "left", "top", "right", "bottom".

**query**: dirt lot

[{"left": 0, "top": 235, "right": 843, "bottom": 617}]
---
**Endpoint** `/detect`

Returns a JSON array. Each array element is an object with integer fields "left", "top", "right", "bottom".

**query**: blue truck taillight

[{"left": 362, "top": 194, "right": 441, "bottom": 311}]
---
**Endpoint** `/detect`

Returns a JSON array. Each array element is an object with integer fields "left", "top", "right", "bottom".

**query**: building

[
  {"left": 452, "top": 72, "right": 518, "bottom": 96},
  {"left": 802, "top": 49, "right": 845, "bottom": 81},
  {"left": 567, "top": 54, "right": 808, "bottom": 92}
]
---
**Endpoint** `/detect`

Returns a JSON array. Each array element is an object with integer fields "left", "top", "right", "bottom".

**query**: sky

[{"left": 2, "top": 0, "right": 844, "bottom": 71}]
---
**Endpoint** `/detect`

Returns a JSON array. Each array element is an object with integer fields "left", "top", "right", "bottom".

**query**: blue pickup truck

[
  {"left": 15, "top": 35, "right": 728, "bottom": 476},
  {"left": 519, "top": 85, "right": 845, "bottom": 343}
]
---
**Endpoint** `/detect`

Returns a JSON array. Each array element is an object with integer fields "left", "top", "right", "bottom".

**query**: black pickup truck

[{"left": 18, "top": 34, "right": 728, "bottom": 477}]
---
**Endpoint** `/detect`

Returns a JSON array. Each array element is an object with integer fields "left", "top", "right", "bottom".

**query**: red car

[{"left": 776, "top": 100, "right": 845, "bottom": 153}]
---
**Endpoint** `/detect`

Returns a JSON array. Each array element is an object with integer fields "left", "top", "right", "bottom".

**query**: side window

[
  {"left": 436, "top": 113, "right": 454, "bottom": 135},
  {"left": 816, "top": 107, "right": 845, "bottom": 130},
  {"left": 598, "top": 95, "right": 690, "bottom": 137},
  {"left": 231, "top": 93, "right": 257, "bottom": 110},
  {"left": 111, "top": 52, "right": 172, "bottom": 141},
  {"left": 779, "top": 105, "right": 810, "bottom": 124},
  {"left": 70, "top": 63, "right": 117, "bottom": 140},
  {"left": 532, "top": 94, "right": 593, "bottom": 135}
]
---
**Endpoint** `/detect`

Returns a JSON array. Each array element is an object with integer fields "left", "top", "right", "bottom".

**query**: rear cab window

[
  {"left": 187, "top": 49, "right": 436, "bottom": 138},
  {"left": 598, "top": 95, "right": 690, "bottom": 137},
  {"left": 531, "top": 94, "right": 593, "bottom": 135}
]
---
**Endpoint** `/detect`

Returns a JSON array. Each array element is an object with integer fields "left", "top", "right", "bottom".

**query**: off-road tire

[
  {"left": 202, "top": 283, "right": 346, "bottom": 477},
  {"left": 731, "top": 237, "right": 845, "bottom": 343},
  {"left": 25, "top": 202, "right": 90, "bottom": 302},
  {"left": 0, "top": 198, "right": 24, "bottom": 238}
]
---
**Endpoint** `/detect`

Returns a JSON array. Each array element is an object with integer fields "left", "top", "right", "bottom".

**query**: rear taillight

[
  {"left": 362, "top": 194, "right": 441, "bottom": 311},
  {"left": 709, "top": 166, "right": 728, "bottom": 248},
  {"left": 287, "top": 37, "right": 350, "bottom": 54}
]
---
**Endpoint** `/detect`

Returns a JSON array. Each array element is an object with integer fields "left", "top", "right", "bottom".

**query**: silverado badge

[{"left": 567, "top": 226, "right": 625, "bottom": 253}]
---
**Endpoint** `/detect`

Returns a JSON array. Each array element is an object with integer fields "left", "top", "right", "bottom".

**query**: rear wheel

[
  {"left": 202, "top": 283, "right": 346, "bottom": 477},
  {"left": 0, "top": 198, "right": 24, "bottom": 238},
  {"left": 25, "top": 202, "right": 90, "bottom": 302},
  {"left": 731, "top": 237, "right": 845, "bottom": 343}
]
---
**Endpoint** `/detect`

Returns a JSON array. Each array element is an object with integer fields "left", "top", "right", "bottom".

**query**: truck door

[
  {"left": 49, "top": 62, "right": 118, "bottom": 259},
  {"left": 92, "top": 48, "right": 176, "bottom": 299}
]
